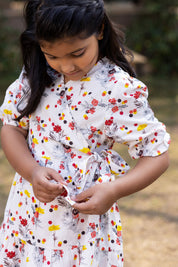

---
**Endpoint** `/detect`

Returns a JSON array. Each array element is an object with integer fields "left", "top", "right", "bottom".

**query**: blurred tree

[
  {"left": 0, "top": 14, "right": 21, "bottom": 75},
  {"left": 126, "top": 0, "right": 178, "bottom": 76}
]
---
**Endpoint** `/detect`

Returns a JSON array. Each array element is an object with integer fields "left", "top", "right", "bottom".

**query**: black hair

[{"left": 17, "top": 0, "right": 136, "bottom": 120}]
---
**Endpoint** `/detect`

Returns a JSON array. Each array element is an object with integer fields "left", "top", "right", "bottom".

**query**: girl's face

[{"left": 40, "top": 34, "right": 102, "bottom": 83}]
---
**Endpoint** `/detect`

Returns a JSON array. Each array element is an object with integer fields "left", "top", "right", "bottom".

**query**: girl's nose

[{"left": 60, "top": 59, "right": 76, "bottom": 74}]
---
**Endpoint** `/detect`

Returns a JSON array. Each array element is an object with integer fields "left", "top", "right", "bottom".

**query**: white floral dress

[{"left": 0, "top": 58, "right": 170, "bottom": 267}]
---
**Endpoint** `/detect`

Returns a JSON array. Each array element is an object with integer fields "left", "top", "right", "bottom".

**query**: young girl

[{"left": 0, "top": 0, "right": 170, "bottom": 266}]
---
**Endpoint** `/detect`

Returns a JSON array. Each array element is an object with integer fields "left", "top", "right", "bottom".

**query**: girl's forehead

[
  {"left": 39, "top": 35, "right": 97, "bottom": 56},
  {"left": 40, "top": 35, "right": 94, "bottom": 48}
]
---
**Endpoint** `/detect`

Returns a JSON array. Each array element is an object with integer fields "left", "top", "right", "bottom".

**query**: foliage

[
  {"left": 126, "top": 0, "right": 178, "bottom": 76},
  {"left": 0, "top": 13, "right": 21, "bottom": 76}
]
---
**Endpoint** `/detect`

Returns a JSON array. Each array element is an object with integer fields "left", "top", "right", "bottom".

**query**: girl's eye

[
  {"left": 48, "top": 56, "right": 57, "bottom": 60},
  {"left": 72, "top": 51, "right": 85, "bottom": 57}
]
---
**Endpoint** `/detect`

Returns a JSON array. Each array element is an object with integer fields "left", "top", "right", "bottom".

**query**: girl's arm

[
  {"left": 1, "top": 124, "right": 66, "bottom": 202},
  {"left": 73, "top": 151, "right": 169, "bottom": 214}
]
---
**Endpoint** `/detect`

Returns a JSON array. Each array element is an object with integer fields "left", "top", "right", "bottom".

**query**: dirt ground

[
  {"left": 117, "top": 127, "right": 178, "bottom": 267},
  {"left": 0, "top": 126, "right": 177, "bottom": 267}
]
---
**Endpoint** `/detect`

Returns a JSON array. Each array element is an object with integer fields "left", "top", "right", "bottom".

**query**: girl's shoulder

[{"left": 97, "top": 58, "right": 148, "bottom": 99}]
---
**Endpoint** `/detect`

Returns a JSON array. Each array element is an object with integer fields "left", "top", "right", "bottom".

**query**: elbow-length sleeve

[
  {"left": 0, "top": 69, "right": 30, "bottom": 130},
  {"left": 104, "top": 74, "right": 170, "bottom": 159}
]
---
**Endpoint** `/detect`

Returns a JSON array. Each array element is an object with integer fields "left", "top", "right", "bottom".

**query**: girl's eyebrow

[{"left": 41, "top": 47, "right": 86, "bottom": 58}]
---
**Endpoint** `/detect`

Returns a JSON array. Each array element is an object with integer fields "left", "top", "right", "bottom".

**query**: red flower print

[
  {"left": 36, "top": 116, "right": 41, "bottom": 123},
  {"left": 16, "top": 92, "right": 22, "bottom": 99},
  {"left": 105, "top": 118, "right": 113, "bottom": 126},
  {"left": 69, "top": 122, "right": 75, "bottom": 130},
  {"left": 91, "top": 99, "right": 99, "bottom": 106},
  {"left": 109, "top": 98, "right": 117, "bottom": 104},
  {"left": 37, "top": 125, "right": 41, "bottom": 131},
  {"left": 87, "top": 108, "right": 95, "bottom": 114},
  {"left": 134, "top": 91, "right": 141, "bottom": 99},
  {"left": 53, "top": 125, "right": 62, "bottom": 133},
  {"left": 20, "top": 218, "right": 27, "bottom": 226},
  {"left": 91, "top": 231, "right": 96, "bottom": 238},
  {"left": 61, "top": 188, "right": 68, "bottom": 197},
  {"left": 66, "top": 95, "right": 71, "bottom": 101},
  {"left": 6, "top": 251, "right": 16, "bottom": 259},
  {"left": 112, "top": 106, "right": 119, "bottom": 113},
  {"left": 90, "top": 126, "right": 97, "bottom": 132},
  {"left": 60, "top": 250, "right": 64, "bottom": 257},
  {"left": 57, "top": 99, "right": 62, "bottom": 105},
  {"left": 59, "top": 164, "right": 65, "bottom": 170},
  {"left": 89, "top": 222, "right": 96, "bottom": 229}
]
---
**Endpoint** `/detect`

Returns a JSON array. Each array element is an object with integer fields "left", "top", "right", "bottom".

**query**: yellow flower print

[
  {"left": 82, "top": 92, "right": 88, "bottom": 97},
  {"left": 97, "top": 177, "right": 103, "bottom": 183},
  {"left": 117, "top": 225, "right": 122, "bottom": 231},
  {"left": 19, "top": 121, "right": 27, "bottom": 128},
  {"left": 18, "top": 202, "right": 23, "bottom": 207},
  {"left": 102, "top": 91, "right": 107, "bottom": 96},
  {"left": 42, "top": 238, "right": 46, "bottom": 244},
  {"left": 42, "top": 155, "right": 51, "bottom": 160},
  {"left": 14, "top": 231, "right": 19, "bottom": 237},
  {"left": 125, "top": 82, "right": 129, "bottom": 88},
  {"left": 24, "top": 190, "right": 30, "bottom": 198},
  {"left": 110, "top": 169, "right": 119, "bottom": 175},
  {"left": 58, "top": 241, "right": 62, "bottom": 247},
  {"left": 82, "top": 245, "right": 87, "bottom": 250},
  {"left": 3, "top": 109, "right": 12, "bottom": 115},
  {"left": 35, "top": 207, "right": 45, "bottom": 214},
  {"left": 83, "top": 114, "right": 88, "bottom": 120},
  {"left": 32, "top": 138, "right": 39, "bottom": 144},
  {"left": 137, "top": 124, "right": 147, "bottom": 131},
  {"left": 79, "top": 147, "right": 91, "bottom": 154},
  {"left": 48, "top": 225, "right": 60, "bottom": 231},
  {"left": 80, "top": 77, "right": 91, "bottom": 82}
]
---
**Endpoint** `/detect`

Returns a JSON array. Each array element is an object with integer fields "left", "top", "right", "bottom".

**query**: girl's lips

[{"left": 64, "top": 70, "right": 81, "bottom": 76}]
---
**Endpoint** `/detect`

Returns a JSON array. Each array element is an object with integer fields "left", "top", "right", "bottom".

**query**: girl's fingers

[
  {"left": 46, "top": 168, "right": 67, "bottom": 185},
  {"left": 73, "top": 187, "right": 93, "bottom": 203},
  {"left": 73, "top": 199, "right": 96, "bottom": 214}
]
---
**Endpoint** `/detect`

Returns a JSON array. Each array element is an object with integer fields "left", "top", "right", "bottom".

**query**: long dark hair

[{"left": 18, "top": 0, "right": 135, "bottom": 120}]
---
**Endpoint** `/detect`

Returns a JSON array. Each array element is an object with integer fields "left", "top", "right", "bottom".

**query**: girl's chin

[{"left": 64, "top": 71, "right": 85, "bottom": 82}]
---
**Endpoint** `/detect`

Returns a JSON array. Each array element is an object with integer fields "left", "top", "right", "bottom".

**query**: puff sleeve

[
  {"left": 0, "top": 69, "right": 30, "bottom": 130},
  {"left": 104, "top": 74, "right": 170, "bottom": 159}
]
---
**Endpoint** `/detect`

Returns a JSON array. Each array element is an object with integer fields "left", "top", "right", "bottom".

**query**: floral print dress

[{"left": 0, "top": 58, "right": 170, "bottom": 267}]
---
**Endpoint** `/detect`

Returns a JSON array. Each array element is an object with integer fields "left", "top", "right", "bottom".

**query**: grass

[{"left": 0, "top": 74, "right": 178, "bottom": 266}]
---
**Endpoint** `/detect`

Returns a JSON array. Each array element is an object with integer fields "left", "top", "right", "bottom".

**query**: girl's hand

[
  {"left": 73, "top": 152, "right": 170, "bottom": 215},
  {"left": 31, "top": 166, "right": 67, "bottom": 203},
  {"left": 72, "top": 182, "right": 117, "bottom": 215}
]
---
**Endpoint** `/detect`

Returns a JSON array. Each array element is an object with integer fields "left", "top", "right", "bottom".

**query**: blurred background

[{"left": 0, "top": 1, "right": 177, "bottom": 266}]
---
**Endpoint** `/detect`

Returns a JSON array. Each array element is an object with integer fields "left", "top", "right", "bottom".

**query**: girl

[{"left": 0, "top": 0, "right": 170, "bottom": 266}]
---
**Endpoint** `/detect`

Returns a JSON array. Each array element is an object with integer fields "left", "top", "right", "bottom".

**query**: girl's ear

[{"left": 98, "top": 24, "right": 105, "bottom": 40}]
